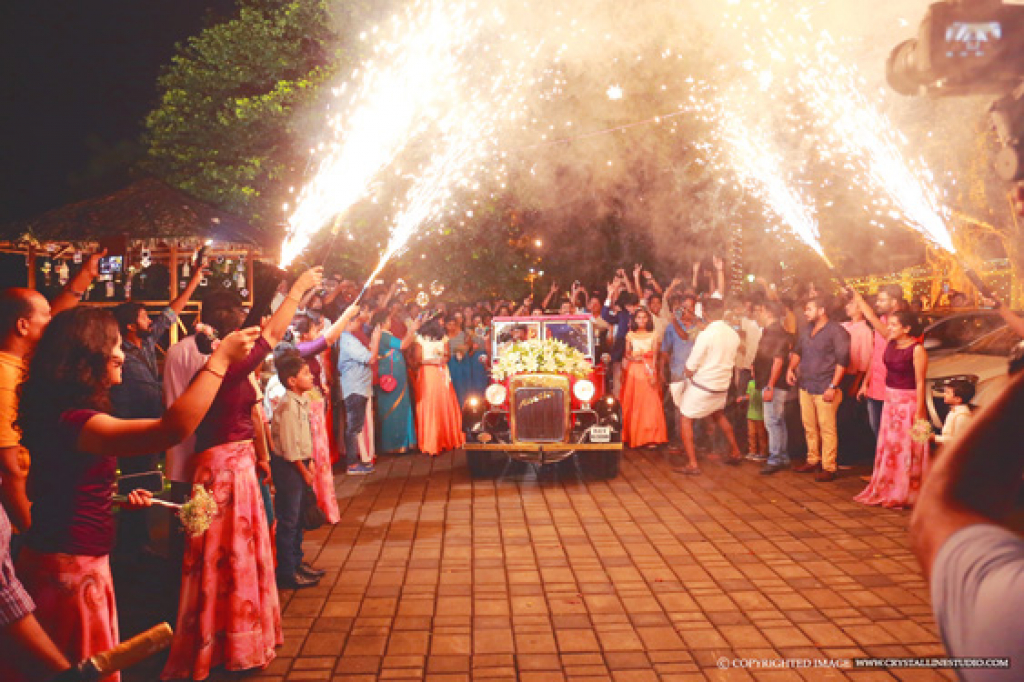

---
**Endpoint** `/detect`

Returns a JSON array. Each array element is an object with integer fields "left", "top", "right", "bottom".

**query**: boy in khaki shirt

[{"left": 271, "top": 351, "right": 326, "bottom": 589}]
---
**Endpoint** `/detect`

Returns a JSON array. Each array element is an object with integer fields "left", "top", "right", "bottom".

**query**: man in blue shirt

[
  {"left": 601, "top": 281, "right": 639, "bottom": 399},
  {"left": 337, "top": 305, "right": 382, "bottom": 475},
  {"left": 660, "top": 293, "right": 702, "bottom": 443},
  {"left": 110, "top": 262, "right": 205, "bottom": 554},
  {"left": 786, "top": 295, "right": 851, "bottom": 482}
]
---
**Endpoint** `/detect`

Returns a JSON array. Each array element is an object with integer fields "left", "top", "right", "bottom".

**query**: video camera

[
  {"left": 888, "top": 1, "right": 1024, "bottom": 184},
  {"left": 887, "top": 0, "right": 1024, "bottom": 97}
]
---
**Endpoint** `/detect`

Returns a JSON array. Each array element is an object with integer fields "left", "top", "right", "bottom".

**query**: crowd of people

[{"left": 0, "top": 251, "right": 1021, "bottom": 680}]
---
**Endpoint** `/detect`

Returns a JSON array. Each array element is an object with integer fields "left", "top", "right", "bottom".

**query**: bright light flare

[
  {"left": 280, "top": 0, "right": 481, "bottom": 267},
  {"left": 794, "top": 37, "right": 957, "bottom": 253},
  {"left": 716, "top": 104, "right": 826, "bottom": 260}
]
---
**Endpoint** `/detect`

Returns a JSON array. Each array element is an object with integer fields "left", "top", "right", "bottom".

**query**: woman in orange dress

[
  {"left": 622, "top": 308, "right": 667, "bottom": 448},
  {"left": 410, "top": 316, "right": 464, "bottom": 456}
]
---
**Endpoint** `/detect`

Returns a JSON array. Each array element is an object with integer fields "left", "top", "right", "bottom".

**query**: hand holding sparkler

[{"left": 291, "top": 267, "right": 325, "bottom": 300}]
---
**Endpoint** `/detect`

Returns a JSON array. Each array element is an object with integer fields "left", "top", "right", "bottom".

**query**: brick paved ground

[{"left": 187, "top": 448, "right": 952, "bottom": 682}]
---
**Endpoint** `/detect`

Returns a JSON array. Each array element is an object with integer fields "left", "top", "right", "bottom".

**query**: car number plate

[{"left": 590, "top": 426, "right": 611, "bottom": 443}]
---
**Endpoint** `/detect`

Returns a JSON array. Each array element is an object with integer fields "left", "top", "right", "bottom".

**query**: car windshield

[
  {"left": 966, "top": 326, "right": 1023, "bottom": 357},
  {"left": 543, "top": 321, "right": 592, "bottom": 357},
  {"left": 923, "top": 313, "right": 1005, "bottom": 350}
]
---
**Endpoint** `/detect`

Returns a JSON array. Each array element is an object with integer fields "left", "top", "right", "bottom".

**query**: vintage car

[{"left": 462, "top": 315, "right": 623, "bottom": 479}]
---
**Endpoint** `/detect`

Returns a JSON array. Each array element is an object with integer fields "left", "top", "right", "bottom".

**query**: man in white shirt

[{"left": 674, "top": 298, "right": 744, "bottom": 475}]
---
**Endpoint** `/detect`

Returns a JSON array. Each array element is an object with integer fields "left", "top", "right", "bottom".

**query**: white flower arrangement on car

[{"left": 491, "top": 338, "right": 592, "bottom": 381}]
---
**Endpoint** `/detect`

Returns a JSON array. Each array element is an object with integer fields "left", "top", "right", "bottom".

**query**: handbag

[
  {"left": 300, "top": 484, "right": 327, "bottom": 530},
  {"left": 377, "top": 349, "right": 398, "bottom": 392}
]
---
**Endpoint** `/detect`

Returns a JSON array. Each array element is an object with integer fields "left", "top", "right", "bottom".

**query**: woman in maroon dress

[
  {"left": 0, "top": 307, "right": 258, "bottom": 682},
  {"left": 852, "top": 299, "right": 930, "bottom": 509},
  {"left": 162, "top": 267, "right": 324, "bottom": 680}
]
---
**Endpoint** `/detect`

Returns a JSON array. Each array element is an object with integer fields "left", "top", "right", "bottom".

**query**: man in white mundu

[{"left": 675, "top": 298, "right": 745, "bottom": 475}]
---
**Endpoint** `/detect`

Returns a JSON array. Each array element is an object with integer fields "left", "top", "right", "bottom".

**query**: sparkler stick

[
  {"left": 963, "top": 267, "right": 996, "bottom": 300},
  {"left": 818, "top": 253, "right": 849, "bottom": 290}
]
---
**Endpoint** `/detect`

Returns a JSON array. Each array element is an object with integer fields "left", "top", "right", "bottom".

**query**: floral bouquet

[
  {"left": 910, "top": 418, "right": 933, "bottom": 444},
  {"left": 178, "top": 486, "right": 219, "bottom": 536},
  {"left": 150, "top": 485, "right": 219, "bottom": 536},
  {"left": 491, "top": 338, "right": 592, "bottom": 381}
]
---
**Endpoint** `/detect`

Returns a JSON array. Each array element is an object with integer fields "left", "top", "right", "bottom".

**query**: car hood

[{"left": 927, "top": 352, "right": 1007, "bottom": 383}]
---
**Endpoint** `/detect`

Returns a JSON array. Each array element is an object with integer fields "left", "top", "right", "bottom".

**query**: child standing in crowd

[
  {"left": 934, "top": 379, "right": 974, "bottom": 446},
  {"left": 337, "top": 305, "right": 382, "bottom": 475},
  {"left": 745, "top": 379, "right": 767, "bottom": 461},
  {"left": 270, "top": 352, "right": 325, "bottom": 590}
]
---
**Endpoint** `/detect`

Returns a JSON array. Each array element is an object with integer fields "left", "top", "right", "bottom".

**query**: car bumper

[{"left": 464, "top": 443, "right": 622, "bottom": 451}]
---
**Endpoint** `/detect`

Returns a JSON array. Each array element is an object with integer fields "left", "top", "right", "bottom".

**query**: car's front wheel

[
  {"left": 467, "top": 450, "right": 506, "bottom": 478},
  {"left": 579, "top": 451, "right": 620, "bottom": 480}
]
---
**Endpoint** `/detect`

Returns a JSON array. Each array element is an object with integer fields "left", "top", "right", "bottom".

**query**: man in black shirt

[{"left": 754, "top": 302, "right": 794, "bottom": 475}]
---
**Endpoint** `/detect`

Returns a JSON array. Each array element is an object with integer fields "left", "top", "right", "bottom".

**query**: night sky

[{"left": 2, "top": 1, "right": 236, "bottom": 225}]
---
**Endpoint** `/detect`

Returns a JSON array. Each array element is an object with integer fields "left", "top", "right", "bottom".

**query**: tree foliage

[{"left": 144, "top": 0, "right": 355, "bottom": 235}]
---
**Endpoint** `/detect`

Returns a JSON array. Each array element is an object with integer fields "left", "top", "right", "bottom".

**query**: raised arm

[
  {"left": 849, "top": 290, "right": 887, "bottom": 337},
  {"left": 262, "top": 267, "right": 323, "bottom": 348},
  {"left": 169, "top": 259, "right": 208, "bottom": 317},
  {"left": 713, "top": 256, "right": 725, "bottom": 296},
  {"left": 51, "top": 250, "right": 104, "bottom": 315},
  {"left": 541, "top": 282, "right": 559, "bottom": 311},
  {"left": 400, "top": 318, "right": 421, "bottom": 350},
  {"left": 323, "top": 304, "right": 359, "bottom": 346},
  {"left": 983, "top": 295, "right": 1024, "bottom": 339},
  {"left": 77, "top": 327, "right": 260, "bottom": 457},
  {"left": 644, "top": 270, "right": 664, "bottom": 295}
]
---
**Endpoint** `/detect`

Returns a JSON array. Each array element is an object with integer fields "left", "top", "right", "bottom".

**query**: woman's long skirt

[
  {"left": 162, "top": 441, "right": 282, "bottom": 680},
  {"left": 309, "top": 397, "right": 340, "bottom": 524},
  {"left": 621, "top": 357, "right": 668, "bottom": 448},
  {"left": 854, "top": 387, "right": 930, "bottom": 509}
]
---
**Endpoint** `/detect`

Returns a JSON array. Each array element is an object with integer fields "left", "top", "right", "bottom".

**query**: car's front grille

[{"left": 513, "top": 386, "right": 565, "bottom": 442}]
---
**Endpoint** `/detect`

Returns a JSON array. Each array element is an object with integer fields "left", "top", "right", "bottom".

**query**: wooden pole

[{"left": 27, "top": 244, "right": 36, "bottom": 289}]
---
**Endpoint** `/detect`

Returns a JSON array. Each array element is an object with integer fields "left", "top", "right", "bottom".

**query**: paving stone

[{"left": 167, "top": 451, "right": 951, "bottom": 682}]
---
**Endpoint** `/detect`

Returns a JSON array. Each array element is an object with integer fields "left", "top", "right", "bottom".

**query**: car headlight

[
  {"left": 573, "top": 379, "right": 595, "bottom": 403},
  {"left": 485, "top": 383, "right": 507, "bottom": 407}
]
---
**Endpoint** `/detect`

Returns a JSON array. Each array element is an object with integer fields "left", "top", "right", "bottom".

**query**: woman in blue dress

[
  {"left": 445, "top": 313, "right": 489, "bottom": 413},
  {"left": 373, "top": 311, "right": 418, "bottom": 454}
]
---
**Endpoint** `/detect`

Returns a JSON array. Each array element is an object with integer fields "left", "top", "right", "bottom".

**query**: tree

[{"left": 144, "top": 0, "right": 367, "bottom": 235}]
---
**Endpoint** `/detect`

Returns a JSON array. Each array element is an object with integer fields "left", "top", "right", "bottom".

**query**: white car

[{"left": 926, "top": 326, "right": 1023, "bottom": 428}]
